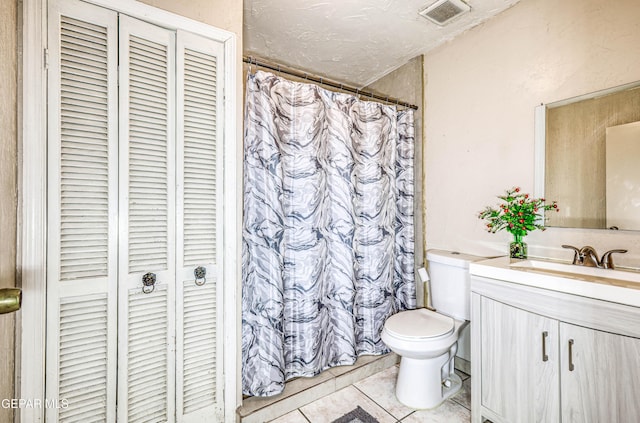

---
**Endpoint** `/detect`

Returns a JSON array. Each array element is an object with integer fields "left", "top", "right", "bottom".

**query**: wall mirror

[{"left": 534, "top": 81, "right": 640, "bottom": 231}]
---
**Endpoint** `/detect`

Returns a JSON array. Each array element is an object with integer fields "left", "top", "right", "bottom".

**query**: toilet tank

[{"left": 426, "top": 249, "right": 486, "bottom": 320}]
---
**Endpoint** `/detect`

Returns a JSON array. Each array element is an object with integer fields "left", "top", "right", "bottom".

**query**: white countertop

[{"left": 469, "top": 256, "right": 640, "bottom": 308}]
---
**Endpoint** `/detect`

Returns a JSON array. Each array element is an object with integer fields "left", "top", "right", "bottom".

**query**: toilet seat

[{"left": 384, "top": 309, "right": 454, "bottom": 340}]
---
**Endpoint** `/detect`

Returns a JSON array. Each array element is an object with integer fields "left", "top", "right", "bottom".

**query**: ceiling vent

[{"left": 419, "top": 0, "right": 471, "bottom": 26}]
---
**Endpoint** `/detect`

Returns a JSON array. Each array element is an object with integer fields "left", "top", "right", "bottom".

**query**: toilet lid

[{"left": 384, "top": 309, "right": 455, "bottom": 339}]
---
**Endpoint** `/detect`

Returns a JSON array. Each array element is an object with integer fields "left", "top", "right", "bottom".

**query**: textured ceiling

[{"left": 244, "top": 0, "right": 522, "bottom": 87}]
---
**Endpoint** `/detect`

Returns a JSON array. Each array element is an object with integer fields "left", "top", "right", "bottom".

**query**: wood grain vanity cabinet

[{"left": 471, "top": 274, "right": 640, "bottom": 423}]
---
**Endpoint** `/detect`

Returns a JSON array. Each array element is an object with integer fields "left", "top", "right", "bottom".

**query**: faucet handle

[
  {"left": 600, "top": 249, "right": 628, "bottom": 269},
  {"left": 562, "top": 245, "right": 581, "bottom": 265}
]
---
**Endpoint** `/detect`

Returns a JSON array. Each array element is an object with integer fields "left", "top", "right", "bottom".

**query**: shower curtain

[{"left": 242, "top": 70, "right": 416, "bottom": 396}]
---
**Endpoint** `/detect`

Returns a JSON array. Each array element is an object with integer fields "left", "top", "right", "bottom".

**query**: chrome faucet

[{"left": 562, "top": 245, "right": 628, "bottom": 269}]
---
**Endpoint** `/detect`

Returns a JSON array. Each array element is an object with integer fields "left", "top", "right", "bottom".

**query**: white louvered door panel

[
  {"left": 118, "top": 15, "right": 176, "bottom": 423},
  {"left": 46, "top": 0, "right": 118, "bottom": 422},
  {"left": 175, "top": 31, "right": 225, "bottom": 423}
]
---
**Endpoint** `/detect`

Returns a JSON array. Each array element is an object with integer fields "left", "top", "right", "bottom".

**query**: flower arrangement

[
  {"left": 478, "top": 186, "right": 559, "bottom": 236},
  {"left": 478, "top": 187, "right": 559, "bottom": 258}
]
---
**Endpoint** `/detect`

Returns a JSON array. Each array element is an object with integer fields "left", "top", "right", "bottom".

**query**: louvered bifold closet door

[
  {"left": 117, "top": 15, "right": 176, "bottom": 423},
  {"left": 46, "top": 0, "right": 118, "bottom": 421},
  {"left": 175, "top": 31, "right": 225, "bottom": 423}
]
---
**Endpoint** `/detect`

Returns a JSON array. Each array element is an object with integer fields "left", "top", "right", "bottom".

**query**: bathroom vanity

[{"left": 469, "top": 256, "right": 640, "bottom": 423}]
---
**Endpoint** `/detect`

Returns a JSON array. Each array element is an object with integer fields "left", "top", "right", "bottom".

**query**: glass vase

[{"left": 509, "top": 234, "right": 528, "bottom": 259}]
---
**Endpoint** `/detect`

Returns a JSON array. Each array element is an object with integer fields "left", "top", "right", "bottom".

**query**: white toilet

[{"left": 381, "top": 249, "right": 485, "bottom": 409}]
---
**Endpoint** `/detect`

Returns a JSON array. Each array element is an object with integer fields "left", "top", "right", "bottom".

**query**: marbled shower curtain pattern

[
  {"left": 394, "top": 110, "right": 415, "bottom": 310},
  {"left": 242, "top": 70, "right": 416, "bottom": 397}
]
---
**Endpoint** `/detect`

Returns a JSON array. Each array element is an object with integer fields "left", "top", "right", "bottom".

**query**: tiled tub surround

[{"left": 240, "top": 354, "right": 471, "bottom": 422}]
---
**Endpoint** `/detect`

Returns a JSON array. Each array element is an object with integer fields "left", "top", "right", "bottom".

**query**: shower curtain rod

[{"left": 243, "top": 56, "right": 419, "bottom": 111}]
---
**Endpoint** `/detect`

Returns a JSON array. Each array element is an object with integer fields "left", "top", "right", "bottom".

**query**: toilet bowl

[
  {"left": 381, "top": 250, "right": 484, "bottom": 409},
  {"left": 381, "top": 308, "right": 467, "bottom": 409}
]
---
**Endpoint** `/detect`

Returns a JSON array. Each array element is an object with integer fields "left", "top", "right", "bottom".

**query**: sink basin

[
  {"left": 470, "top": 256, "right": 640, "bottom": 307},
  {"left": 509, "top": 259, "right": 640, "bottom": 284}
]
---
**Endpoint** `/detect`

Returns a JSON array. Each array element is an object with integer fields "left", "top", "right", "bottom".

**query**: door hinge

[{"left": 43, "top": 48, "right": 49, "bottom": 70}]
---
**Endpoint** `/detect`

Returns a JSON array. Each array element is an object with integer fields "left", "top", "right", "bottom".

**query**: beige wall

[
  {"left": 424, "top": 0, "right": 640, "bottom": 267},
  {"left": 141, "top": 0, "right": 241, "bottom": 34},
  {"left": 0, "top": 0, "right": 17, "bottom": 420}
]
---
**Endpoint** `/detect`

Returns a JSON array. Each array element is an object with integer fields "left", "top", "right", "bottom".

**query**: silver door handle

[
  {"left": 142, "top": 272, "right": 157, "bottom": 294},
  {"left": 568, "top": 339, "right": 575, "bottom": 371},
  {"left": 194, "top": 266, "right": 206, "bottom": 286},
  {"left": 541, "top": 331, "right": 549, "bottom": 362}
]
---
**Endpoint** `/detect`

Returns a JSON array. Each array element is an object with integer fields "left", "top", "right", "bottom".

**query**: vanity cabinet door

[
  {"left": 560, "top": 323, "right": 640, "bottom": 423},
  {"left": 480, "top": 297, "right": 560, "bottom": 423}
]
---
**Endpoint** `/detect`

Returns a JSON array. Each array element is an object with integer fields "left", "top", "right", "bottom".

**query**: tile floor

[{"left": 267, "top": 365, "right": 471, "bottom": 423}]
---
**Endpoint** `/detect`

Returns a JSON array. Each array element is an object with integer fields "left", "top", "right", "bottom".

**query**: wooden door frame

[{"left": 19, "top": 1, "right": 239, "bottom": 421}]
